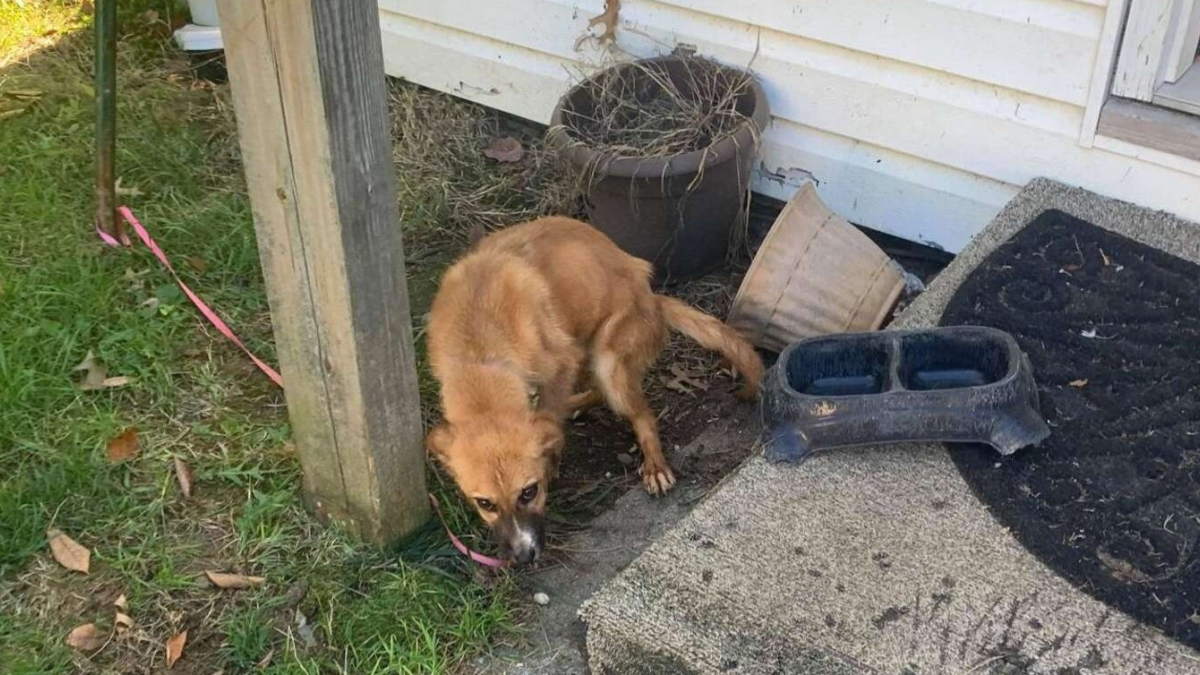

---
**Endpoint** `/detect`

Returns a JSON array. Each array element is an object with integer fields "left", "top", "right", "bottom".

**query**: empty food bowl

[{"left": 761, "top": 326, "right": 1050, "bottom": 462}]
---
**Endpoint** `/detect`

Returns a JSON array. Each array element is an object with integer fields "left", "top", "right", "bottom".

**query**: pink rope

[{"left": 100, "top": 207, "right": 508, "bottom": 568}]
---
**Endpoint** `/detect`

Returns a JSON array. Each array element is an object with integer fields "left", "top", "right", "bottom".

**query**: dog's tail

[{"left": 659, "top": 296, "right": 765, "bottom": 399}]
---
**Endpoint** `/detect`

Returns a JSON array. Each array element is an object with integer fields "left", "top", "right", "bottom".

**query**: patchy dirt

[{"left": 476, "top": 404, "right": 762, "bottom": 675}]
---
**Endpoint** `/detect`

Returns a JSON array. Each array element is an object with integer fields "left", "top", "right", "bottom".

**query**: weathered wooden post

[
  {"left": 94, "top": 0, "right": 118, "bottom": 242},
  {"left": 215, "top": 0, "right": 429, "bottom": 543}
]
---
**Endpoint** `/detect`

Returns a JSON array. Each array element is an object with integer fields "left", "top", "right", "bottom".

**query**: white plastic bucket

[{"left": 186, "top": 0, "right": 220, "bottom": 27}]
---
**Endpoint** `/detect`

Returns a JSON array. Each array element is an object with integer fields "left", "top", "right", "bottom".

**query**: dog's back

[{"left": 473, "top": 217, "right": 659, "bottom": 338}]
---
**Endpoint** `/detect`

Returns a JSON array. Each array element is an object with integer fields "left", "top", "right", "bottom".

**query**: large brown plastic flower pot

[{"left": 548, "top": 55, "right": 770, "bottom": 283}]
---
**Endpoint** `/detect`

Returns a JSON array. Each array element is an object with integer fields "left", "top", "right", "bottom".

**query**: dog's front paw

[{"left": 639, "top": 460, "right": 676, "bottom": 496}]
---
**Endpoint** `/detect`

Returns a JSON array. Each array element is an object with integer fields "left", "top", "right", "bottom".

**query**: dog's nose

[{"left": 511, "top": 542, "right": 540, "bottom": 565}]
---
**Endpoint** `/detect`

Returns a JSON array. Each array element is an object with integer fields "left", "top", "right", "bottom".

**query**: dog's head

[{"left": 426, "top": 414, "right": 563, "bottom": 564}]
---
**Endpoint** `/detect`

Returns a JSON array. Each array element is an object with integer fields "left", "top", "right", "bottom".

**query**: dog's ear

[
  {"left": 532, "top": 415, "right": 564, "bottom": 457},
  {"left": 425, "top": 423, "right": 455, "bottom": 464},
  {"left": 467, "top": 223, "right": 487, "bottom": 249}
]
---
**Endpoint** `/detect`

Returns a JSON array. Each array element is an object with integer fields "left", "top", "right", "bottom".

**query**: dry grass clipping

[
  {"left": 553, "top": 54, "right": 757, "bottom": 160},
  {"left": 388, "top": 81, "right": 578, "bottom": 246}
]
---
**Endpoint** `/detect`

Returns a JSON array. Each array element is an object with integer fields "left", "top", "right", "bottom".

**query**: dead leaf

[
  {"left": 73, "top": 350, "right": 106, "bottom": 390},
  {"left": 115, "top": 612, "right": 134, "bottom": 633},
  {"left": 80, "top": 0, "right": 95, "bottom": 16},
  {"left": 205, "top": 571, "right": 265, "bottom": 589},
  {"left": 47, "top": 529, "right": 90, "bottom": 574},
  {"left": 1100, "top": 248, "right": 1113, "bottom": 267},
  {"left": 482, "top": 136, "right": 524, "bottom": 163},
  {"left": 114, "top": 594, "right": 128, "bottom": 610},
  {"left": 66, "top": 623, "right": 107, "bottom": 651},
  {"left": 1069, "top": 379, "right": 1089, "bottom": 388},
  {"left": 114, "top": 176, "right": 143, "bottom": 197},
  {"left": 295, "top": 609, "right": 317, "bottom": 648},
  {"left": 582, "top": 0, "right": 620, "bottom": 45},
  {"left": 107, "top": 428, "right": 140, "bottom": 464},
  {"left": 661, "top": 374, "right": 694, "bottom": 395},
  {"left": 175, "top": 457, "right": 193, "bottom": 498},
  {"left": 1097, "top": 549, "right": 1151, "bottom": 584},
  {"left": 0, "top": 108, "right": 27, "bottom": 120},
  {"left": 7, "top": 89, "right": 44, "bottom": 99},
  {"left": 616, "top": 452, "right": 636, "bottom": 467},
  {"left": 1080, "top": 328, "right": 1098, "bottom": 339},
  {"left": 256, "top": 649, "right": 275, "bottom": 669},
  {"left": 669, "top": 364, "right": 709, "bottom": 391},
  {"left": 165, "top": 630, "right": 187, "bottom": 668},
  {"left": 74, "top": 350, "right": 129, "bottom": 391}
]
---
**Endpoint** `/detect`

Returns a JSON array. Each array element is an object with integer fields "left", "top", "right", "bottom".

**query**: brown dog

[{"left": 425, "top": 217, "right": 763, "bottom": 563}]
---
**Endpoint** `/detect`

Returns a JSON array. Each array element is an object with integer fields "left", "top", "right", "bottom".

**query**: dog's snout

[
  {"left": 500, "top": 516, "right": 545, "bottom": 565},
  {"left": 511, "top": 541, "right": 539, "bottom": 565}
]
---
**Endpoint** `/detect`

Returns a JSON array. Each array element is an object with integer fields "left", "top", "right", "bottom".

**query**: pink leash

[
  {"left": 101, "top": 208, "right": 283, "bottom": 387},
  {"left": 99, "top": 207, "right": 508, "bottom": 569},
  {"left": 429, "top": 494, "right": 510, "bottom": 568}
]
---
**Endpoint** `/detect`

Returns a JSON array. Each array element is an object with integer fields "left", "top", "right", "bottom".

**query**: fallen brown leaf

[
  {"left": 661, "top": 374, "right": 694, "bottom": 395},
  {"left": 66, "top": 623, "right": 107, "bottom": 651},
  {"left": 114, "top": 176, "right": 144, "bottom": 197},
  {"left": 205, "top": 571, "right": 265, "bottom": 590},
  {"left": 107, "top": 428, "right": 140, "bottom": 464},
  {"left": 482, "top": 136, "right": 524, "bottom": 163},
  {"left": 74, "top": 351, "right": 130, "bottom": 391},
  {"left": 585, "top": 0, "right": 620, "bottom": 43},
  {"left": 114, "top": 594, "right": 128, "bottom": 610},
  {"left": 115, "top": 612, "right": 134, "bottom": 633},
  {"left": 669, "top": 364, "right": 709, "bottom": 391},
  {"left": 7, "top": 89, "right": 44, "bottom": 99},
  {"left": 165, "top": 630, "right": 187, "bottom": 668},
  {"left": 1069, "top": 379, "right": 1089, "bottom": 388},
  {"left": 174, "top": 457, "right": 193, "bottom": 498},
  {"left": 185, "top": 256, "right": 209, "bottom": 273},
  {"left": 74, "top": 350, "right": 107, "bottom": 390},
  {"left": 47, "top": 529, "right": 90, "bottom": 574},
  {"left": 1097, "top": 549, "right": 1151, "bottom": 584}
]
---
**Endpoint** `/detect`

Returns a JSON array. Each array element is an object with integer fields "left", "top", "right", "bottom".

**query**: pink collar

[{"left": 429, "top": 494, "right": 511, "bottom": 568}]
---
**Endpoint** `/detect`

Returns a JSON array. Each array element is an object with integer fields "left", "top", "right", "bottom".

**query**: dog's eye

[
  {"left": 475, "top": 498, "right": 496, "bottom": 512},
  {"left": 519, "top": 484, "right": 538, "bottom": 504}
]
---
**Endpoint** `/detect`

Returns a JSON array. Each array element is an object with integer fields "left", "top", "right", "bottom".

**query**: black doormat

[{"left": 941, "top": 209, "right": 1200, "bottom": 650}]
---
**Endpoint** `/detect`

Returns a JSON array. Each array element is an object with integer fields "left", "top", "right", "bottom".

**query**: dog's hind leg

[{"left": 591, "top": 313, "right": 673, "bottom": 495}]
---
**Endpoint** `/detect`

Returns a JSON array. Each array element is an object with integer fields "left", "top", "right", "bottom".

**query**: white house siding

[{"left": 378, "top": 0, "right": 1200, "bottom": 252}]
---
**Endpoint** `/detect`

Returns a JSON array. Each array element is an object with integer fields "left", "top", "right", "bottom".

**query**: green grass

[{"left": 0, "top": 2, "right": 518, "bottom": 672}]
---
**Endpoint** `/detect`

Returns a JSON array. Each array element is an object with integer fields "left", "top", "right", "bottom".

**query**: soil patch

[
  {"left": 941, "top": 209, "right": 1200, "bottom": 651},
  {"left": 546, "top": 265, "right": 761, "bottom": 532}
]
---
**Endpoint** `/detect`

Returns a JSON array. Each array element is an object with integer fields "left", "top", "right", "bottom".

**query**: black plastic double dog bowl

[{"left": 761, "top": 326, "right": 1050, "bottom": 462}]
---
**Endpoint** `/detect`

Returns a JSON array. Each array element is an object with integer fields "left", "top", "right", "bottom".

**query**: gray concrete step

[{"left": 581, "top": 179, "right": 1200, "bottom": 675}]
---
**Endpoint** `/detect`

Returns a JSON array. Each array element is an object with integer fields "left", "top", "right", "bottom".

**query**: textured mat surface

[{"left": 942, "top": 209, "right": 1200, "bottom": 650}]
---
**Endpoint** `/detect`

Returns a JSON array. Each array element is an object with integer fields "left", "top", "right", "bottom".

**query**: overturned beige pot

[{"left": 728, "top": 183, "right": 905, "bottom": 353}]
